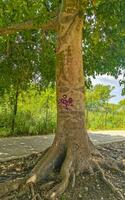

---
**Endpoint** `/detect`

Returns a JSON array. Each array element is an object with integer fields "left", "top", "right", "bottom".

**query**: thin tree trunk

[
  {"left": 45, "top": 96, "right": 49, "bottom": 130},
  {"left": 11, "top": 87, "right": 19, "bottom": 133}
]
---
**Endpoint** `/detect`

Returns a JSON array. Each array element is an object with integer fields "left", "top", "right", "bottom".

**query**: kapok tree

[{"left": 0, "top": 0, "right": 125, "bottom": 199}]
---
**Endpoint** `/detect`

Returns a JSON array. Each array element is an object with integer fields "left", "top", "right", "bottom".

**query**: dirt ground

[{"left": 0, "top": 141, "right": 125, "bottom": 200}]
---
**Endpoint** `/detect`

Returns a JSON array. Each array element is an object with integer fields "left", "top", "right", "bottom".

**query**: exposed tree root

[
  {"left": 118, "top": 159, "right": 125, "bottom": 170},
  {"left": 99, "top": 155, "right": 125, "bottom": 177},
  {"left": 46, "top": 147, "right": 73, "bottom": 199},
  {"left": 93, "top": 161, "right": 124, "bottom": 200},
  {"left": 0, "top": 177, "right": 26, "bottom": 198},
  {"left": 0, "top": 142, "right": 125, "bottom": 200},
  {"left": 26, "top": 143, "right": 66, "bottom": 184}
]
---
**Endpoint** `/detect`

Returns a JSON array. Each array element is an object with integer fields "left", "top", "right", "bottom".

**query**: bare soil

[{"left": 0, "top": 141, "right": 125, "bottom": 200}]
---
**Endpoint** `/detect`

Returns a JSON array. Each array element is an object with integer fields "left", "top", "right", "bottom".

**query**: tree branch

[{"left": 0, "top": 19, "right": 57, "bottom": 36}]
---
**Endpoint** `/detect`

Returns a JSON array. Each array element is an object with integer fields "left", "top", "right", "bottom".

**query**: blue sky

[{"left": 91, "top": 75, "right": 125, "bottom": 104}]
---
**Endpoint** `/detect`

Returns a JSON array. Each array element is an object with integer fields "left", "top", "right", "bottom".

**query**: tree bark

[
  {"left": 26, "top": 2, "right": 93, "bottom": 187},
  {"left": 55, "top": 5, "right": 90, "bottom": 172},
  {"left": 0, "top": 19, "right": 57, "bottom": 35}
]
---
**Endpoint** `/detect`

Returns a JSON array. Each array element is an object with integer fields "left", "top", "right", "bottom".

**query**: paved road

[{"left": 0, "top": 131, "right": 125, "bottom": 162}]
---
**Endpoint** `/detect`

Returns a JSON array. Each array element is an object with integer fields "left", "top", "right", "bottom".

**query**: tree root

[
  {"left": 46, "top": 147, "right": 73, "bottom": 199},
  {"left": 93, "top": 161, "right": 124, "bottom": 200},
  {"left": 118, "top": 159, "right": 125, "bottom": 170},
  {"left": 29, "top": 183, "right": 36, "bottom": 200},
  {"left": 26, "top": 143, "right": 65, "bottom": 184},
  {"left": 0, "top": 177, "right": 26, "bottom": 198},
  {"left": 44, "top": 153, "right": 125, "bottom": 200},
  {"left": 100, "top": 156, "right": 125, "bottom": 177},
  {"left": 0, "top": 142, "right": 125, "bottom": 200},
  {"left": 40, "top": 181, "right": 55, "bottom": 190}
]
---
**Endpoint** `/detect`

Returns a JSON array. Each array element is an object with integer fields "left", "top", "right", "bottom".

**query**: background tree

[
  {"left": 0, "top": 32, "right": 40, "bottom": 133},
  {"left": 86, "top": 84, "right": 115, "bottom": 128},
  {"left": 86, "top": 84, "right": 115, "bottom": 108}
]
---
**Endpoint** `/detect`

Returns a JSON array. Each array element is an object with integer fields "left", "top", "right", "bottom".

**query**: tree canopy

[{"left": 0, "top": 0, "right": 125, "bottom": 93}]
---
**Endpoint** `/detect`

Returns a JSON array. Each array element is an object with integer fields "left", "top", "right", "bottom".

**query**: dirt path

[{"left": 0, "top": 131, "right": 125, "bottom": 162}]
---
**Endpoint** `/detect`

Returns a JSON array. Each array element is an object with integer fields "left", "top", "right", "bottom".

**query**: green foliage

[
  {"left": 86, "top": 84, "right": 115, "bottom": 109},
  {"left": 87, "top": 110, "right": 125, "bottom": 130},
  {"left": 84, "top": 0, "right": 125, "bottom": 79},
  {"left": 0, "top": 0, "right": 57, "bottom": 97},
  {"left": 0, "top": 0, "right": 58, "bottom": 26},
  {"left": 0, "top": 0, "right": 125, "bottom": 90},
  {"left": 0, "top": 85, "right": 125, "bottom": 137},
  {"left": 0, "top": 86, "right": 56, "bottom": 136},
  {"left": 0, "top": 0, "right": 125, "bottom": 136},
  {"left": 85, "top": 85, "right": 125, "bottom": 130}
]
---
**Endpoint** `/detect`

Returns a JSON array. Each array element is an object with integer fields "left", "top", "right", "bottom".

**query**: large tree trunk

[
  {"left": 26, "top": 5, "right": 124, "bottom": 198},
  {"left": 26, "top": 1, "right": 94, "bottom": 188},
  {"left": 55, "top": 6, "right": 90, "bottom": 172}
]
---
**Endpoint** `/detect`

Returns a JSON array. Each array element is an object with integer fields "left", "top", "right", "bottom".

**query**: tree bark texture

[
  {"left": 54, "top": 6, "right": 91, "bottom": 172},
  {"left": 26, "top": 2, "right": 92, "bottom": 186}
]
